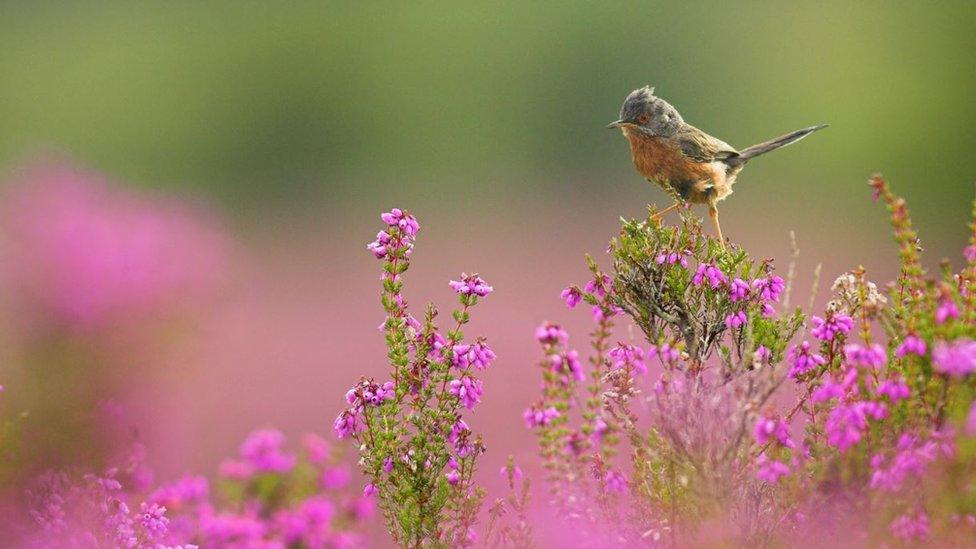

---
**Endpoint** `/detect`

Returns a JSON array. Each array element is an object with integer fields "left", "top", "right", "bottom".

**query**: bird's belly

[{"left": 625, "top": 132, "right": 727, "bottom": 204}]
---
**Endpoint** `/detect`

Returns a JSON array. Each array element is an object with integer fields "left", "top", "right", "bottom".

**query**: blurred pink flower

[{"left": 0, "top": 163, "right": 228, "bottom": 328}]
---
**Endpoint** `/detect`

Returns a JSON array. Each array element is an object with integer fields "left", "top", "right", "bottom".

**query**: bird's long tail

[{"left": 731, "top": 124, "right": 828, "bottom": 166}]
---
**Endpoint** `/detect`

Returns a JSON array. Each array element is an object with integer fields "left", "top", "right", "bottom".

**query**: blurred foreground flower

[{"left": 0, "top": 163, "right": 228, "bottom": 329}]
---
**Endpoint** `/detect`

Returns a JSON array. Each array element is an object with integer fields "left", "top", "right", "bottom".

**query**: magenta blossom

[
  {"left": 936, "top": 297, "right": 959, "bottom": 324},
  {"left": 608, "top": 344, "right": 648, "bottom": 375},
  {"left": 895, "top": 334, "right": 927, "bottom": 358},
  {"left": 752, "top": 274, "right": 786, "bottom": 302},
  {"left": 725, "top": 310, "right": 747, "bottom": 329},
  {"left": 449, "top": 376, "right": 484, "bottom": 410},
  {"left": 523, "top": 404, "right": 560, "bottom": 428},
  {"left": 692, "top": 263, "right": 727, "bottom": 288},
  {"left": 932, "top": 339, "right": 976, "bottom": 378},
  {"left": 729, "top": 278, "right": 750, "bottom": 301},
  {"left": 788, "top": 341, "right": 827, "bottom": 378},
  {"left": 875, "top": 379, "right": 911, "bottom": 402},
  {"left": 890, "top": 510, "right": 930, "bottom": 541},
  {"left": 449, "top": 273, "right": 493, "bottom": 297},
  {"left": 810, "top": 313, "right": 854, "bottom": 341},
  {"left": 755, "top": 454, "right": 791, "bottom": 484},
  {"left": 380, "top": 208, "right": 420, "bottom": 235},
  {"left": 844, "top": 343, "right": 887, "bottom": 369},
  {"left": 333, "top": 410, "right": 365, "bottom": 439},
  {"left": 550, "top": 350, "right": 584, "bottom": 382},
  {"left": 452, "top": 342, "right": 496, "bottom": 370},
  {"left": 754, "top": 416, "right": 794, "bottom": 448},
  {"left": 534, "top": 321, "right": 569, "bottom": 345},
  {"left": 584, "top": 274, "right": 612, "bottom": 297},
  {"left": 560, "top": 286, "right": 582, "bottom": 308},
  {"left": 240, "top": 429, "right": 297, "bottom": 474}
]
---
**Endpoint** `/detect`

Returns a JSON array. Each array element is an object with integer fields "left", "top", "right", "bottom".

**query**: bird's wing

[{"left": 675, "top": 125, "right": 739, "bottom": 163}]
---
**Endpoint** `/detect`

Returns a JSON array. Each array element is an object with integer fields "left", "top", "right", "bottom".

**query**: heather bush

[{"left": 526, "top": 176, "right": 976, "bottom": 546}]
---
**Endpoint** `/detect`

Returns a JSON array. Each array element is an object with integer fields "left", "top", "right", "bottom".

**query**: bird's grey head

[{"left": 607, "top": 86, "right": 684, "bottom": 137}]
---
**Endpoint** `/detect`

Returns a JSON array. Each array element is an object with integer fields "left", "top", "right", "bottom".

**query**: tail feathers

[{"left": 733, "top": 124, "right": 828, "bottom": 165}]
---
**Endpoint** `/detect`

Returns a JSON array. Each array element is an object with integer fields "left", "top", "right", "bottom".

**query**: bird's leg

[
  {"left": 708, "top": 202, "right": 726, "bottom": 251},
  {"left": 650, "top": 200, "right": 682, "bottom": 221}
]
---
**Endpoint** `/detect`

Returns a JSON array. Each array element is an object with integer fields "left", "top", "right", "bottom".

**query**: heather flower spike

[{"left": 335, "top": 208, "right": 491, "bottom": 546}]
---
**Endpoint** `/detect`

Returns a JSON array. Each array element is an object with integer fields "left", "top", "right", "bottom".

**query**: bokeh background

[{"left": 0, "top": 0, "right": 973, "bottom": 532}]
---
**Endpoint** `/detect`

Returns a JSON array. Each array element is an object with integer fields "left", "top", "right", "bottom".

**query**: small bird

[{"left": 608, "top": 86, "right": 826, "bottom": 249}]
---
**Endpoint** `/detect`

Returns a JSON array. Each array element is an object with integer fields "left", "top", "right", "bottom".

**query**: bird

[{"left": 608, "top": 86, "right": 827, "bottom": 249}]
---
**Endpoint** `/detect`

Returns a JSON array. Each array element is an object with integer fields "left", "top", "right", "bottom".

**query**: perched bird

[{"left": 608, "top": 86, "right": 826, "bottom": 249}]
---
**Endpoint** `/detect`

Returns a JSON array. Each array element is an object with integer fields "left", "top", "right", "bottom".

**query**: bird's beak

[{"left": 606, "top": 120, "right": 628, "bottom": 129}]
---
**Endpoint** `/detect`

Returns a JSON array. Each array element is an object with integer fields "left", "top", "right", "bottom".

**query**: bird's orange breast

[{"left": 622, "top": 128, "right": 722, "bottom": 203}]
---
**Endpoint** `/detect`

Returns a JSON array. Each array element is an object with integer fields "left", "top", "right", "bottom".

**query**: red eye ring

[{"left": 637, "top": 114, "right": 650, "bottom": 124}]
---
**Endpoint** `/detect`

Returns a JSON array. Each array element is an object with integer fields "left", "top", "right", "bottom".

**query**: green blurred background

[{"left": 1, "top": 2, "right": 973, "bottom": 235}]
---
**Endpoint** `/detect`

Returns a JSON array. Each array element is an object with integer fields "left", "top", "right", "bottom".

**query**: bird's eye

[{"left": 637, "top": 114, "right": 650, "bottom": 124}]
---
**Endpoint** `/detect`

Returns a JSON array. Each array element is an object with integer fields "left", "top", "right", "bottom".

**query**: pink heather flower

[
  {"left": 366, "top": 230, "right": 392, "bottom": 259},
  {"left": 729, "top": 278, "right": 750, "bottom": 301},
  {"left": 844, "top": 343, "right": 887, "bottom": 369},
  {"left": 604, "top": 470, "right": 628, "bottom": 493},
  {"left": 875, "top": 379, "right": 911, "bottom": 402},
  {"left": 659, "top": 343, "right": 680, "bottom": 363},
  {"left": 584, "top": 274, "right": 611, "bottom": 297},
  {"left": 810, "top": 378, "right": 856, "bottom": 404},
  {"left": 218, "top": 459, "right": 255, "bottom": 480},
  {"left": 752, "top": 275, "right": 786, "bottom": 302},
  {"left": 362, "top": 483, "right": 378, "bottom": 497},
  {"left": 936, "top": 297, "right": 960, "bottom": 324},
  {"left": 445, "top": 470, "right": 461, "bottom": 485},
  {"left": 302, "top": 433, "right": 331, "bottom": 465},
  {"left": 753, "top": 345, "right": 772, "bottom": 365},
  {"left": 147, "top": 475, "right": 209, "bottom": 508},
  {"left": 754, "top": 416, "right": 794, "bottom": 448},
  {"left": 692, "top": 263, "right": 727, "bottom": 288},
  {"left": 448, "top": 419, "right": 471, "bottom": 447},
  {"left": 932, "top": 339, "right": 976, "bottom": 378},
  {"left": 138, "top": 502, "right": 169, "bottom": 540},
  {"left": 608, "top": 344, "right": 647, "bottom": 375},
  {"left": 550, "top": 350, "right": 584, "bottom": 382},
  {"left": 380, "top": 208, "right": 419, "bottom": 235},
  {"left": 0, "top": 164, "right": 228, "bottom": 328},
  {"left": 320, "top": 466, "right": 351, "bottom": 490},
  {"left": 965, "top": 245, "right": 976, "bottom": 262},
  {"left": 655, "top": 250, "right": 688, "bottom": 268},
  {"left": 240, "top": 429, "right": 297, "bottom": 474},
  {"left": 333, "top": 410, "right": 364, "bottom": 439},
  {"left": 890, "top": 510, "right": 930, "bottom": 541},
  {"left": 896, "top": 334, "right": 927, "bottom": 358},
  {"left": 755, "top": 454, "right": 791, "bottom": 484},
  {"left": 591, "top": 304, "right": 624, "bottom": 322},
  {"left": 452, "top": 342, "right": 496, "bottom": 370},
  {"left": 870, "top": 433, "right": 941, "bottom": 492},
  {"left": 788, "top": 341, "right": 827, "bottom": 378},
  {"left": 725, "top": 310, "right": 747, "bottom": 329},
  {"left": 449, "top": 376, "right": 484, "bottom": 410},
  {"left": 826, "top": 401, "right": 887, "bottom": 451},
  {"left": 523, "top": 405, "right": 560, "bottom": 428},
  {"left": 383, "top": 457, "right": 395, "bottom": 474},
  {"left": 449, "top": 273, "right": 493, "bottom": 297},
  {"left": 347, "top": 379, "right": 396, "bottom": 406},
  {"left": 810, "top": 314, "right": 854, "bottom": 341},
  {"left": 560, "top": 286, "right": 582, "bottom": 308},
  {"left": 534, "top": 321, "right": 569, "bottom": 345}
]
